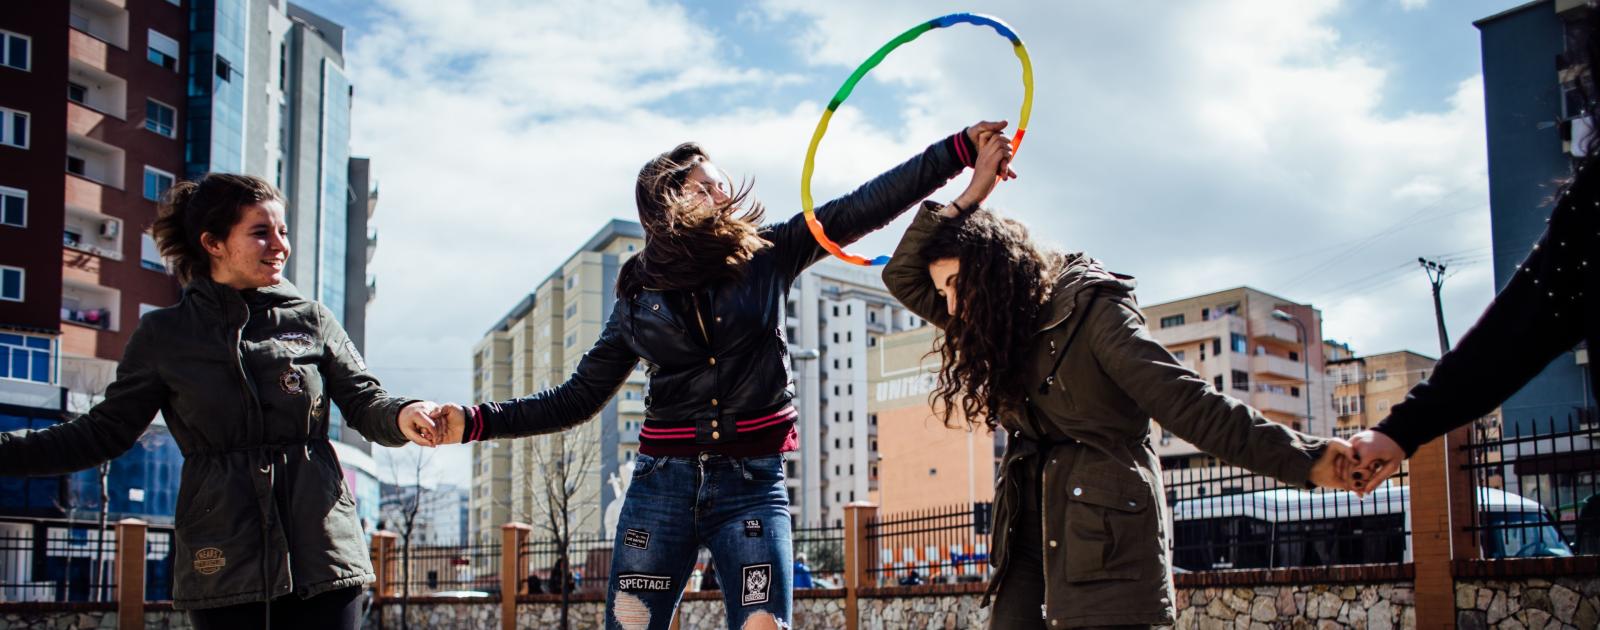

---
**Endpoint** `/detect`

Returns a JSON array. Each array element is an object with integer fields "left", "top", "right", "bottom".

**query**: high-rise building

[
  {"left": 1141, "top": 287, "right": 1332, "bottom": 497},
  {"left": 866, "top": 325, "right": 1000, "bottom": 515},
  {"left": 470, "top": 221, "right": 646, "bottom": 542},
  {"left": 1476, "top": 0, "right": 1596, "bottom": 426},
  {"left": 783, "top": 260, "right": 929, "bottom": 526},
  {"left": 0, "top": 0, "right": 381, "bottom": 545}
]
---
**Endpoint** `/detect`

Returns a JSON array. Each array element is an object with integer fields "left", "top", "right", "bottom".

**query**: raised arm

[
  {"left": 765, "top": 126, "right": 984, "bottom": 280},
  {"left": 461, "top": 300, "right": 640, "bottom": 442},
  {"left": 0, "top": 323, "right": 167, "bottom": 476}
]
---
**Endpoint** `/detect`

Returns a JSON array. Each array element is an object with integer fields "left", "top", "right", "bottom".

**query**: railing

[
  {"left": 1163, "top": 461, "right": 1412, "bottom": 572},
  {"left": 792, "top": 522, "right": 846, "bottom": 588},
  {"left": 519, "top": 533, "right": 614, "bottom": 595},
  {"left": 0, "top": 526, "right": 125, "bottom": 604},
  {"left": 1460, "top": 413, "right": 1599, "bottom": 559},
  {"left": 385, "top": 540, "right": 501, "bottom": 596},
  {"left": 863, "top": 503, "right": 990, "bottom": 587}
]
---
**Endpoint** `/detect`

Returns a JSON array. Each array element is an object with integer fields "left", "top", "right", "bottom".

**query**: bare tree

[
  {"left": 525, "top": 423, "right": 601, "bottom": 630},
  {"left": 384, "top": 446, "right": 434, "bottom": 630}
]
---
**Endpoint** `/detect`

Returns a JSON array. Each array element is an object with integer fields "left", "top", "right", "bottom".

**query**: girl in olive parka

[
  {"left": 881, "top": 132, "right": 1354, "bottom": 629},
  {"left": 0, "top": 175, "right": 444, "bottom": 629}
]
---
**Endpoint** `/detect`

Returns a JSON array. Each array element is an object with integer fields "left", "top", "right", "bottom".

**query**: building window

[
  {"left": 868, "top": 336, "right": 877, "bottom": 347},
  {"left": 1212, "top": 339, "right": 1222, "bottom": 355},
  {"left": 0, "top": 30, "right": 28, "bottom": 71},
  {"left": 0, "top": 107, "right": 27, "bottom": 148},
  {"left": 66, "top": 155, "right": 86, "bottom": 175},
  {"left": 832, "top": 306, "right": 839, "bottom": 317},
  {"left": 0, "top": 266, "right": 21, "bottom": 302},
  {"left": 1288, "top": 351, "right": 1299, "bottom": 362},
  {"left": 0, "top": 186, "right": 24, "bottom": 228},
  {"left": 832, "top": 333, "right": 839, "bottom": 343},
  {"left": 565, "top": 334, "right": 576, "bottom": 348},
  {"left": 145, "top": 99, "right": 176, "bottom": 138},
  {"left": 566, "top": 273, "right": 578, "bottom": 290},
  {"left": 1172, "top": 350, "right": 1186, "bottom": 362},
  {"left": 1159, "top": 314, "right": 1185, "bottom": 328},
  {"left": 146, "top": 29, "right": 179, "bottom": 71},
  {"left": 1231, "top": 370, "right": 1249, "bottom": 392},
  {"left": 0, "top": 332, "right": 52, "bottom": 384},
  {"left": 1213, "top": 375, "right": 1224, "bottom": 390},
  {"left": 67, "top": 81, "right": 88, "bottom": 104},
  {"left": 868, "top": 311, "right": 877, "bottom": 323},
  {"left": 1230, "top": 333, "right": 1248, "bottom": 354},
  {"left": 1374, "top": 369, "right": 1388, "bottom": 382},
  {"left": 1290, "top": 386, "right": 1301, "bottom": 397},
  {"left": 869, "top": 413, "right": 877, "bottom": 426},
  {"left": 214, "top": 55, "right": 232, "bottom": 82},
  {"left": 565, "top": 304, "right": 576, "bottom": 319},
  {"left": 143, "top": 166, "right": 175, "bottom": 202}
]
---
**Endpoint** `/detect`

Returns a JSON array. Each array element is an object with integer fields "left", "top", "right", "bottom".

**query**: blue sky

[{"left": 291, "top": 0, "right": 1538, "bottom": 483}]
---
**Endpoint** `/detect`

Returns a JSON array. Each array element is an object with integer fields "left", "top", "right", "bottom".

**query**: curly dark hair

[
  {"left": 617, "top": 143, "right": 771, "bottom": 296},
  {"left": 923, "top": 209, "right": 1065, "bottom": 431}
]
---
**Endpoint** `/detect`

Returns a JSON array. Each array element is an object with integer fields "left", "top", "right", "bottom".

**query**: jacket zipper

[
  {"left": 1039, "top": 455, "right": 1051, "bottom": 624},
  {"left": 229, "top": 305, "right": 293, "bottom": 599}
]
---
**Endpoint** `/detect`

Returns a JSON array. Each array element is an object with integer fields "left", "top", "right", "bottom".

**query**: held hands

[
  {"left": 1305, "top": 431, "right": 1406, "bottom": 497},
  {"left": 944, "top": 121, "right": 1018, "bottom": 218},
  {"left": 1307, "top": 438, "right": 1358, "bottom": 491},
  {"left": 397, "top": 401, "right": 469, "bottom": 447}
]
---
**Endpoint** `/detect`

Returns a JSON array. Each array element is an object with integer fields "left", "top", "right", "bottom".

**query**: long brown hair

[
  {"left": 617, "top": 143, "right": 770, "bottom": 296},
  {"left": 923, "top": 210, "right": 1064, "bottom": 430},
  {"left": 150, "top": 173, "right": 284, "bottom": 285}
]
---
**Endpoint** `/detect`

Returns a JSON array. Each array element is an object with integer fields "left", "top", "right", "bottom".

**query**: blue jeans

[{"left": 606, "top": 452, "right": 792, "bottom": 630}]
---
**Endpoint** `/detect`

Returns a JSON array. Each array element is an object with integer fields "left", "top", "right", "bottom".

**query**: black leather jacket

[{"left": 472, "top": 133, "right": 970, "bottom": 446}]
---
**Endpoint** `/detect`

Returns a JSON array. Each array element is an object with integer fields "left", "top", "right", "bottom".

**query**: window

[
  {"left": 846, "top": 331, "right": 852, "bottom": 342},
  {"left": 143, "top": 166, "right": 174, "bottom": 202},
  {"left": 214, "top": 55, "right": 232, "bottom": 82},
  {"left": 1159, "top": 314, "right": 1185, "bottom": 328},
  {"left": 1288, "top": 351, "right": 1299, "bottom": 362},
  {"left": 67, "top": 81, "right": 87, "bottom": 104},
  {"left": 1212, "top": 339, "right": 1222, "bottom": 355},
  {"left": 846, "top": 358, "right": 852, "bottom": 368},
  {"left": 868, "top": 336, "right": 877, "bottom": 347},
  {"left": 0, "top": 332, "right": 52, "bottom": 384},
  {"left": 66, "top": 155, "right": 86, "bottom": 175},
  {"left": 1290, "top": 386, "right": 1300, "bottom": 398},
  {"left": 1230, "top": 333, "right": 1248, "bottom": 354},
  {"left": 1374, "top": 369, "right": 1388, "bottom": 382},
  {"left": 565, "top": 273, "right": 579, "bottom": 290},
  {"left": 832, "top": 359, "right": 839, "bottom": 369},
  {"left": 565, "top": 333, "right": 575, "bottom": 348},
  {"left": 145, "top": 99, "right": 176, "bottom": 138},
  {"left": 832, "top": 333, "right": 839, "bottom": 343},
  {"left": 869, "top": 311, "right": 877, "bottom": 323},
  {"left": 0, "top": 107, "right": 27, "bottom": 148},
  {"left": 1172, "top": 350, "right": 1186, "bottom": 362},
  {"left": 0, "top": 266, "right": 21, "bottom": 301},
  {"left": 1212, "top": 375, "right": 1223, "bottom": 390},
  {"left": 832, "top": 306, "right": 839, "bottom": 317},
  {"left": 1231, "top": 370, "right": 1249, "bottom": 392},
  {"left": 146, "top": 29, "right": 178, "bottom": 71},
  {"left": 0, "top": 186, "right": 24, "bottom": 227},
  {"left": 564, "top": 304, "right": 576, "bottom": 319},
  {"left": 0, "top": 30, "right": 28, "bottom": 71}
]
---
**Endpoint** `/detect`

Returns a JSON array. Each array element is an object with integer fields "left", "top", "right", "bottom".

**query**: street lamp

[{"left": 1270, "top": 310, "right": 1315, "bottom": 436}]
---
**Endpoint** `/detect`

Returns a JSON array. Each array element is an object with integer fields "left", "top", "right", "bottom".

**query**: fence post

[
  {"left": 501, "top": 523, "right": 532, "bottom": 630},
  {"left": 843, "top": 502, "right": 878, "bottom": 630},
  {"left": 1409, "top": 425, "right": 1475, "bottom": 629},
  {"left": 115, "top": 518, "right": 146, "bottom": 630},
  {"left": 371, "top": 531, "right": 398, "bottom": 601}
]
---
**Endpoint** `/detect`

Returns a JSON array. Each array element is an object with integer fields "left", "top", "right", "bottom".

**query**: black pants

[{"left": 189, "top": 586, "right": 365, "bottom": 630}]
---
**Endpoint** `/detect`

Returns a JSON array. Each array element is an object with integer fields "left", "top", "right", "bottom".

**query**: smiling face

[
  {"left": 929, "top": 257, "right": 960, "bottom": 317},
  {"left": 201, "top": 200, "right": 291, "bottom": 290}
]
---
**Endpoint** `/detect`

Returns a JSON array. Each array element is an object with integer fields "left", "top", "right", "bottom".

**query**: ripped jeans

[{"left": 606, "top": 452, "right": 792, "bottom": 630}]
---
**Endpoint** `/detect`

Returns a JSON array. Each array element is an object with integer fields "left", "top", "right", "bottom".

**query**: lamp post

[{"left": 1271, "top": 310, "right": 1314, "bottom": 435}]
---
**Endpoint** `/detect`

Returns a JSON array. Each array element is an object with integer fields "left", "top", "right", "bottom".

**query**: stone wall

[
  {"left": 670, "top": 591, "right": 846, "bottom": 629},
  {"left": 859, "top": 591, "right": 988, "bottom": 629},
  {"left": 0, "top": 609, "right": 190, "bottom": 630},
  {"left": 1455, "top": 577, "right": 1600, "bottom": 629},
  {"left": 1177, "top": 583, "right": 1414, "bottom": 629},
  {"left": 377, "top": 599, "right": 500, "bottom": 629}
]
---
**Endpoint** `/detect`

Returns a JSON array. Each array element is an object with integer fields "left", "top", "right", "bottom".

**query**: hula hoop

[{"left": 800, "top": 12, "right": 1034, "bottom": 266}]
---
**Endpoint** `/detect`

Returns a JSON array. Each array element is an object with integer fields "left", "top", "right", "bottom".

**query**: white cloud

[
  {"left": 345, "top": 0, "right": 1494, "bottom": 483},
  {"left": 1397, "top": 0, "right": 1430, "bottom": 11}
]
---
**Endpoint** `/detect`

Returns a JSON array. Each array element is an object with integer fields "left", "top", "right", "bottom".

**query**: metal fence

[
  {"left": 793, "top": 522, "right": 845, "bottom": 588},
  {"left": 1460, "top": 413, "right": 1600, "bottom": 559},
  {"left": 520, "top": 533, "right": 614, "bottom": 595},
  {"left": 863, "top": 503, "right": 991, "bottom": 587},
  {"left": 0, "top": 525, "right": 126, "bottom": 603},
  {"left": 1164, "top": 459, "right": 1412, "bottom": 572},
  {"left": 385, "top": 540, "right": 501, "bottom": 596}
]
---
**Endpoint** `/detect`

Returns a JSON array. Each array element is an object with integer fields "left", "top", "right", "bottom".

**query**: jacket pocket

[{"left": 1060, "top": 476, "right": 1153, "bottom": 583}]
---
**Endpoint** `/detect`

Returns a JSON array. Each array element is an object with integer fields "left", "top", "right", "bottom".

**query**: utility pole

[{"left": 1418, "top": 257, "right": 1451, "bottom": 353}]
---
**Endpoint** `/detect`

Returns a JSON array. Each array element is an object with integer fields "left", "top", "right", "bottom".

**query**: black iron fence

[
  {"left": 863, "top": 503, "right": 991, "bottom": 587},
  {"left": 385, "top": 540, "right": 500, "bottom": 596},
  {"left": 1461, "top": 413, "right": 1600, "bottom": 559},
  {"left": 520, "top": 533, "right": 614, "bottom": 595}
]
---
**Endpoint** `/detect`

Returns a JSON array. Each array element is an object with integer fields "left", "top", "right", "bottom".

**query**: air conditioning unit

[{"left": 100, "top": 220, "right": 119, "bottom": 238}]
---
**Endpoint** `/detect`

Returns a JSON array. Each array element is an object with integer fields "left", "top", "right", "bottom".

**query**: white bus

[{"left": 1170, "top": 485, "right": 1572, "bottom": 571}]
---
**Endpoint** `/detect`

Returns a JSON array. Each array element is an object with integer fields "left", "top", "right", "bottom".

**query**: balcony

[
  {"left": 62, "top": 205, "right": 122, "bottom": 260},
  {"left": 1250, "top": 353, "right": 1305, "bottom": 381},
  {"left": 1149, "top": 314, "right": 1242, "bottom": 347},
  {"left": 1252, "top": 318, "right": 1301, "bottom": 347},
  {"left": 69, "top": 0, "right": 130, "bottom": 51},
  {"left": 1251, "top": 390, "right": 1306, "bottom": 417},
  {"left": 66, "top": 133, "right": 125, "bottom": 190},
  {"left": 618, "top": 399, "right": 646, "bottom": 415},
  {"left": 62, "top": 281, "right": 120, "bottom": 332},
  {"left": 67, "top": 59, "right": 127, "bottom": 120}
]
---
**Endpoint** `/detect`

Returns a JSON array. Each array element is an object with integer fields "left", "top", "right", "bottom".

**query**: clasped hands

[{"left": 397, "top": 402, "right": 470, "bottom": 447}]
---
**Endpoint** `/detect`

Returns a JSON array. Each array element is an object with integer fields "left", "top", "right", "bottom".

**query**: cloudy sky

[{"left": 291, "top": 0, "right": 1535, "bottom": 485}]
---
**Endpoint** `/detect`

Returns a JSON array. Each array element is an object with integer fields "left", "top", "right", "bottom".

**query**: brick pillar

[
  {"left": 843, "top": 502, "right": 879, "bottom": 630},
  {"left": 115, "top": 518, "right": 147, "bottom": 630},
  {"left": 501, "top": 523, "right": 532, "bottom": 630},
  {"left": 1409, "top": 426, "right": 1476, "bottom": 630},
  {"left": 371, "top": 531, "right": 398, "bottom": 600}
]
